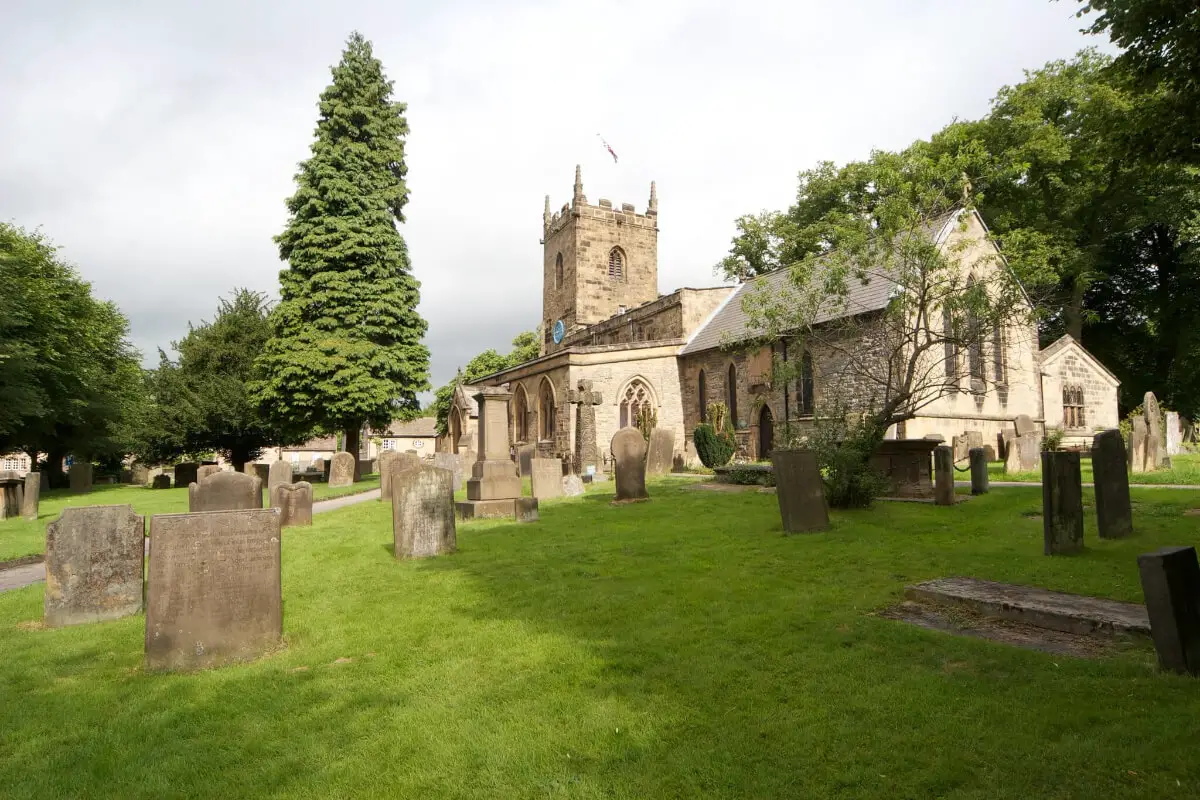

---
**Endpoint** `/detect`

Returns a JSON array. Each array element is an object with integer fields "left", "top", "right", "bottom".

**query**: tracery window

[
  {"left": 538, "top": 379, "right": 556, "bottom": 441},
  {"left": 1063, "top": 385, "right": 1085, "bottom": 429},
  {"left": 608, "top": 248, "right": 625, "bottom": 281},
  {"left": 619, "top": 379, "right": 653, "bottom": 429}
]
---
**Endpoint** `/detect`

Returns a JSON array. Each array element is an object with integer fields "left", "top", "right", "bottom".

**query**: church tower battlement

[{"left": 540, "top": 165, "right": 659, "bottom": 354}]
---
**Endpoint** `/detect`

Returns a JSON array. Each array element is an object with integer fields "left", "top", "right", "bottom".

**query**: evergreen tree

[{"left": 254, "top": 32, "right": 430, "bottom": 467}]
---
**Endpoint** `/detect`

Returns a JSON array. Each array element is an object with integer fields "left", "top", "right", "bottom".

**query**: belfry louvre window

[
  {"left": 608, "top": 248, "right": 624, "bottom": 281},
  {"left": 1063, "top": 385, "right": 1085, "bottom": 429}
]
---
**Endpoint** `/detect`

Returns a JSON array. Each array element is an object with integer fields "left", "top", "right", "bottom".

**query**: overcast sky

[{"left": 1, "top": 0, "right": 1105, "bottom": 397}]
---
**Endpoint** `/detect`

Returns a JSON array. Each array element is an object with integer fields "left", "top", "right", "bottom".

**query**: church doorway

[{"left": 758, "top": 405, "right": 774, "bottom": 460}]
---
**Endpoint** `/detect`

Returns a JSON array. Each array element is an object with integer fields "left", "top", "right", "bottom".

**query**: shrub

[
  {"left": 706, "top": 402, "right": 732, "bottom": 436},
  {"left": 806, "top": 407, "right": 888, "bottom": 509},
  {"left": 694, "top": 423, "right": 735, "bottom": 468},
  {"left": 636, "top": 405, "right": 657, "bottom": 441},
  {"left": 1042, "top": 426, "right": 1065, "bottom": 452},
  {"left": 723, "top": 465, "right": 775, "bottom": 487}
]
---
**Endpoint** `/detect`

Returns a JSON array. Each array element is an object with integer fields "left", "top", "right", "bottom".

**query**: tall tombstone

[
  {"left": 569, "top": 379, "right": 603, "bottom": 477},
  {"left": 270, "top": 481, "right": 313, "bottom": 527},
  {"left": 517, "top": 445, "right": 535, "bottom": 478},
  {"left": 611, "top": 428, "right": 649, "bottom": 503},
  {"left": 152, "top": 474, "right": 172, "bottom": 489},
  {"left": 530, "top": 457, "right": 564, "bottom": 499},
  {"left": 1014, "top": 414, "right": 1036, "bottom": 437},
  {"left": 68, "top": 462, "right": 93, "bottom": 493},
  {"left": 1042, "top": 451, "right": 1084, "bottom": 555},
  {"left": 1092, "top": 429, "right": 1132, "bottom": 539},
  {"left": 267, "top": 460, "right": 293, "bottom": 492},
  {"left": 0, "top": 473, "right": 22, "bottom": 520},
  {"left": 432, "top": 452, "right": 464, "bottom": 491},
  {"left": 44, "top": 505, "right": 145, "bottom": 627},
  {"left": 21, "top": 471, "right": 40, "bottom": 520},
  {"left": 1137, "top": 546, "right": 1200, "bottom": 675},
  {"left": 1166, "top": 411, "right": 1183, "bottom": 457},
  {"left": 645, "top": 427, "right": 675, "bottom": 476},
  {"left": 770, "top": 449, "right": 829, "bottom": 533},
  {"left": 968, "top": 448, "right": 988, "bottom": 495},
  {"left": 328, "top": 451, "right": 356, "bottom": 488},
  {"left": 145, "top": 509, "right": 282, "bottom": 671},
  {"left": 1128, "top": 416, "right": 1148, "bottom": 473},
  {"left": 131, "top": 463, "right": 149, "bottom": 486},
  {"left": 188, "top": 471, "right": 263, "bottom": 513},
  {"left": 393, "top": 466, "right": 456, "bottom": 558},
  {"left": 457, "top": 387, "right": 523, "bottom": 519},
  {"left": 1006, "top": 432, "right": 1040, "bottom": 473},
  {"left": 1145, "top": 392, "right": 1165, "bottom": 469},
  {"left": 933, "top": 445, "right": 955, "bottom": 506},
  {"left": 174, "top": 462, "right": 199, "bottom": 488}
]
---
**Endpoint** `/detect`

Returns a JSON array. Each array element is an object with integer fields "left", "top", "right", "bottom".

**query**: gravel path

[{"left": 0, "top": 488, "right": 382, "bottom": 594}]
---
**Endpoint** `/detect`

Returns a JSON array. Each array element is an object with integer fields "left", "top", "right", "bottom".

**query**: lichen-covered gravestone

[
  {"left": 271, "top": 481, "right": 313, "bottom": 527},
  {"left": 530, "top": 458, "right": 564, "bottom": 499},
  {"left": 188, "top": 471, "right": 263, "bottom": 513},
  {"left": 44, "top": 505, "right": 145, "bottom": 627},
  {"left": 152, "top": 474, "right": 172, "bottom": 489},
  {"left": 431, "top": 452, "right": 464, "bottom": 490},
  {"left": 517, "top": 445, "right": 535, "bottom": 478},
  {"left": 516, "top": 497, "right": 539, "bottom": 523},
  {"left": 645, "top": 428, "right": 675, "bottom": 476},
  {"left": 174, "top": 462, "right": 199, "bottom": 488},
  {"left": 611, "top": 428, "right": 649, "bottom": 503},
  {"left": 21, "top": 472, "right": 39, "bottom": 520},
  {"left": 563, "top": 474, "right": 585, "bottom": 497},
  {"left": 1128, "top": 416, "right": 1148, "bottom": 473},
  {"left": 380, "top": 450, "right": 420, "bottom": 502},
  {"left": 1092, "top": 429, "right": 1132, "bottom": 539},
  {"left": 197, "top": 464, "right": 222, "bottom": 482},
  {"left": 328, "top": 452, "right": 356, "bottom": 488},
  {"left": 1145, "top": 392, "right": 1165, "bottom": 469},
  {"left": 392, "top": 466, "right": 456, "bottom": 559},
  {"left": 145, "top": 508, "right": 282, "bottom": 671},
  {"left": 69, "top": 462, "right": 92, "bottom": 493},
  {"left": 770, "top": 449, "right": 829, "bottom": 533},
  {"left": 1166, "top": 411, "right": 1183, "bottom": 457},
  {"left": 267, "top": 460, "right": 293, "bottom": 492},
  {"left": 1042, "top": 451, "right": 1084, "bottom": 555}
]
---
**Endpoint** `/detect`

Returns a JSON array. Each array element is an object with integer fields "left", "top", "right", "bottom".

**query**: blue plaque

[{"left": 552, "top": 319, "right": 565, "bottom": 344}]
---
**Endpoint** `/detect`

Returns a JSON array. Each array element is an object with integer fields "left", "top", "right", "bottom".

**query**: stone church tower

[{"left": 540, "top": 166, "right": 659, "bottom": 354}]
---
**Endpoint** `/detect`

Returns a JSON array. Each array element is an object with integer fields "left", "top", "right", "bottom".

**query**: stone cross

[{"left": 568, "top": 379, "right": 603, "bottom": 476}]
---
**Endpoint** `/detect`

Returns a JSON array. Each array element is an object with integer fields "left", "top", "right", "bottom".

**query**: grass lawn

[
  {"left": 2, "top": 478, "right": 1200, "bottom": 797},
  {"left": 0, "top": 477, "right": 382, "bottom": 562},
  {"left": 987, "top": 452, "right": 1200, "bottom": 485}
]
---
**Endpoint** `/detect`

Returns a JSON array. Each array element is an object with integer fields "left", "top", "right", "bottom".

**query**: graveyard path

[
  {"left": 0, "top": 488, "right": 383, "bottom": 594},
  {"left": 956, "top": 480, "right": 1200, "bottom": 490}
]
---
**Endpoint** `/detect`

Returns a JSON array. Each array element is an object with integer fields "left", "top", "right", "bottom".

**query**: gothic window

[
  {"left": 538, "top": 379, "right": 556, "bottom": 441},
  {"left": 608, "top": 247, "right": 625, "bottom": 281},
  {"left": 555, "top": 253, "right": 563, "bottom": 289},
  {"left": 1063, "top": 385, "right": 1085, "bottom": 429},
  {"left": 796, "top": 351, "right": 814, "bottom": 416},
  {"left": 513, "top": 385, "right": 530, "bottom": 443},
  {"left": 698, "top": 369, "right": 707, "bottom": 423},
  {"left": 449, "top": 407, "right": 462, "bottom": 452},
  {"left": 943, "top": 305, "right": 957, "bottom": 382},
  {"left": 727, "top": 363, "right": 738, "bottom": 429},
  {"left": 992, "top": 322, "right": 1007, "bottom": 384},
  {"left": 619, "top": 379, "right": 653, "bottom": 429}
]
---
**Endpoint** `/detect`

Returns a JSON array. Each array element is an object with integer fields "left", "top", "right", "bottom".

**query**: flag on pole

[{"left": 597, "top": 134, "right": 618, "bottom": 163}]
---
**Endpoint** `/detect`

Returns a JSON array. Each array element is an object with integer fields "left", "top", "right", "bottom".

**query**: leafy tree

[
  {"left": 253, "top": 32, "right": 430, "bottom": 468},
  {"left": 714, "top": 211, "right": 788, "bottom": 282}
]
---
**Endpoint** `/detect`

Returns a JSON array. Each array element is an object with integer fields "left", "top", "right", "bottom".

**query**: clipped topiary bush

[{"left": 694, "top": 423, "right": 735, "bottom": 468}]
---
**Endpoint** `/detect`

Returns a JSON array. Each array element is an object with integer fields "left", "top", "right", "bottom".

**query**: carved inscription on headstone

[
  {"left": 645, "top": 428, "right": 676, "bottom": 476},
  {"left": 44, "top": 505, "right": 145, "bottom": 627}
]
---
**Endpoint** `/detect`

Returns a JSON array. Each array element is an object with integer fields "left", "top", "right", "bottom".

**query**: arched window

[
  {"left": 1063, "top": 385, "right": 1085, "bottom": 429},
  {"left": 943, "top": 305, "right": 956, "bottom": 380},
  {"left": 538, "top": 379, "right": 556, "bottom": 441},
  {"left": 727, "top": 363, "right": 738, "bottom": 429},
  {"left": 513, "top": 385, "right": 530, "bottom": 443},
  {"left": 796, "top": 351, "right": 814, "bottom": 416},
  {"left": 608, "top": 247, "right": 625, "bottom": 281},
  {"left": 449, "top": 406, "right": 462, "bottom": 452},
  {"left": 555, "top": 253, "right": 564, "bottom": 289},
  {"left": 619, "top": 378, "right": 653, "bottom": 429},
  {"left": 698, "top": 369, "right": 707, "bottom": 423}
]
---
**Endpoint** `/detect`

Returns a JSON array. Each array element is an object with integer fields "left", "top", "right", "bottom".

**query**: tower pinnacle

[
  {"left": 572, "top": 164, "right": 586, "bottom": 208},
  {"left": 648, "top": 180, "right": 658, "bottom": 215}
]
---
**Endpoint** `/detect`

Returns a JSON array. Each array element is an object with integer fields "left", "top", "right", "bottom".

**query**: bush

[
  {"left": 706, "top": 402, "right": 732, "bottom": 436},
  {"left": 694, "top": 423, "right": 735, "bottom": 468},
  {"left": 723, "top": 465, "right": 775, "bottom": 487},
  {"left": 806, "top": 408, "right": 888, "bottom": 509},
  {"left": 1042, "top": 426, "right": 1065, "bottom": 452},
  {"left": 636, "top": 405, "right": 657, "bottom": 441}
]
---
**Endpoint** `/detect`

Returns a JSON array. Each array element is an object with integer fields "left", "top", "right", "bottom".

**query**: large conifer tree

[{"left": 255, "top": 32, "right": 430, "bottom": 464}]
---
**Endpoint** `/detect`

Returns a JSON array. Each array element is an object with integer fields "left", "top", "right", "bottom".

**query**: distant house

[
  {"left": 255, "top": 435, "right": 338, "bottom": 468},
  {"left": 365, "top": 417, "right": 439, "bottom": 460},
  {"left": 0, "top": 452, "right": 33, "bottom": 476}
]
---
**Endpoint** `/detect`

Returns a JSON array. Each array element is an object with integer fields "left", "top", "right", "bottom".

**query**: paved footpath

[
  {"left": 956, "top": 480, "right": 1200, "bottom": 490},
  {"left": 0, "top": 488, "right": 382, "bottom": 594}
]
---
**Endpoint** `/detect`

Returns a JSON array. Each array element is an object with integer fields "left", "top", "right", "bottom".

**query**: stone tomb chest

[{"left": 869, "top": 439, "right": 938, "bottom": 499}]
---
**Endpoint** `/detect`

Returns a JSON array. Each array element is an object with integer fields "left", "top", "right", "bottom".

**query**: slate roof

[{"left": 377, "top": 417, "right": 439, "bottom": 438}]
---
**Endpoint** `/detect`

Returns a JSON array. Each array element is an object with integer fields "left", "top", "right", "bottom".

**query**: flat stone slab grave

[{"left": 905, "top": 577, "right": 1149, "bottom": 638}]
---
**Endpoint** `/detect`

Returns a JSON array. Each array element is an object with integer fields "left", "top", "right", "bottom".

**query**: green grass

[
  {"left": 2, "top": 478, "right": 1200, "bottom": 797},
  {"left": 0, "top": 478, "right": 382, "bottom": 562},
  {"left": 987, "top": 452, "right": 1200, "bottom": 485}
]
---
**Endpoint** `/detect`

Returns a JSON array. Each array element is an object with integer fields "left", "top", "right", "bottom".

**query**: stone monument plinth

[{"left": 456, "top": 387, "right": 524, "bottom": 520}]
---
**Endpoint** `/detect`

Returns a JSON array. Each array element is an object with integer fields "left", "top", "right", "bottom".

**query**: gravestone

[
  {"left": 1128, "top": 415, "right": 1148, "bottom": 473},
  {"left": 1042, "top": 451, "right": 1084, "bottom": 555},
  {"left": 1145, "top": 392, "right": 1165, "bottom": 469},
  {"left": 516, "top": 497, "right": 540, "bottom": 523},
  {"left": 611, "top": 428, "right": 649, "bottom": 502},
  {"left": 131, "top": 463, "right": 149, "bottom": 486},
  {"left": 563, "top": 474, "right": 585, "bottom": 497},
  {"left": 1006, "top": 432, "right": 1040, "bottom": 473},
  {"left": 457, "top": 387, "right": 524, "bottom": 519},
  {"left": 569, "top": 379, "right": 603, "bottom": 476},
  {"left": 69, "top": 462, "right": 92, "bottom": 493},
  {"left": 517, "top": 445, "right": 535, "bottom": 478},
  {"left": 174, "top": 462, "right": 199, "bottom": 488},
  {"left": 392, "top": 466, "right": 456, "bottom": 559},
  {"left": 322, "top": 459, "right": 332, "bottom": 482},
  {"left": 271, "top": 481, "right": 313, "bottom": 527},
  {"left": 645, "top": 428, "right": 675, "bottom": 476},
  {"left": 933, "top": 445, "right": 955, "bottom": 505},
  {"left": 1137, "top": 546, "right": 1200, "bottom": 675},
  {"left": 530, "top": 457, "right": 564, "bottom": 499},
  {"left": 328, "top": 452, "right": 355, "bottom": 488},
  {"left": 432, "top": 452, "right": 464, "bottom": 490},
  {"left": 357, "top": 458, "right": 373, "bottom": 478},
  {"left": 1166, "top": 411, "right": 1183, "bottom": 457},
  {"left": 145, "top": 509, "right": 282, "bottom": 671},
  {"left": 44, "top": 505, "right": 145, "bottom": 627},
  {"left": 197, "top": 464, "right": 222, "bottom": 482},
  {"left": 870, "top": 439, "right": 938, "bottom": 499},
  {"left": 21, "top": 471, "right": 40, "bottom": 520},
  {"left": 0, "top": 473, "right": 22, "bottom": 520},
  {"left": 983, "top": 444, "right": 996, "bottom": 462},
  {"left": 770, "top": 449, "right": 829, "bottom": 533},
  {"left": 152, "top": 474, "right": 172, "bottom": 490},
  {"left": 267, "top": 460, "right": 292, "bottom": 492},
  {"left": 380, "top": 450, "right": 420, "bottom": 502},
  {"left": 39, "top": 470, "right": 49, "bottom": 493},
  {"left": 1014, "top": 414, "right": 1036, "bottom": 437},
  {"left": 188, "top": 471, "right": 263, "bottom": 513},
  {"left": 1092, "top": 429, "right": 1132, "bottom": 539},
  {"left": 969, "top": 448, "right": 988, "bottom": 495}
]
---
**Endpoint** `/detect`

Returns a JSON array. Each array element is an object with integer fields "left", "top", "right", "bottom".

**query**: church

[{"left": 442, "top": 167, "right": 1119, "bottom": 472}]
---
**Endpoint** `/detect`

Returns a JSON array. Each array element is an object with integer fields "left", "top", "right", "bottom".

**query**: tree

[
  {"left": 714, "top": 211, "right": 788, "bottom": 282},
  {"left": 253, "top": 32, "right": 430, "bottom": 468},
  {"left": 432, "top": 331, "right": 540, "bottom": 435}
]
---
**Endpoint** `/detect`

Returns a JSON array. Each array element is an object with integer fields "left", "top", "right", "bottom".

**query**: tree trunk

[
  {"left": 229, "top": 446, "right": 251, "bottom": 474},
  {"left": 344, "top": 425, "right": 362, "bottom": 481},
  {"left": 46, "top": 447, "right": 67, "bottom": 489}
]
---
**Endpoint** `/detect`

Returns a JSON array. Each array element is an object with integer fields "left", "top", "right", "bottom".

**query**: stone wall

[{"left": 1041, "top": 348, "right": 1120, "bottom": 438}]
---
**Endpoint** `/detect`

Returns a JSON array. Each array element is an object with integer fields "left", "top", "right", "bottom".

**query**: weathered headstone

[
  {"left": 1014, "top": 414, "right": 1036, "bottom": 437},
  {"left": 145, "top": 509, "right": 282, "bottom": 671},
  {"left": 968, "top": 448, "right": 988, "bottom": 495},
  {"left": 933, "top": 445, "right": 955, "bottom": 505},
  {"left": 131, "top": 463, "right": 149, "bottom": 486},
  {"left": 44, "top": 505, "right": 145, "bottom": 627},
  {"left": 357, "top": 458, "right": 373, "bottom": 478},
  {"left": 517, "top": 445, "right": 535, "bottom": 478},
  {"left": 516, "top": 497, "right": 540, "bottom": 523},
  {"left": 563, "top": 474, "right": 585, "bottom": 497},
  {"left": 174, "top": 462, "right": 199, "bottom": 488},
  {"left": 1137, "top": 546, "right": 1200, "bottom": 675},
  {"left": 380, "top": 450, "right": 420, "bottom": 502},
  {"left": 1145, "top": 392, "right": 1165, "bottom": 469},
  {"left": 457, "top": 387, "right": 524, "bottom": 519},
  {"left": 392, "top": 466, "right": 456, "bottom": 558},
  {"left": 1128, "top": 415, "right": 1148, "bottom": 473},
  {"left": 69, "top": 461, "right": 92, "bottom": 493},
  {"left": 1006, "top": 432, "right": 1040, "bottom": 473},
  {"left": 270, "top": 481, "right": 312, "bottom": 527},
  {"left": 267, "top": 460, "right": 292, "bottom": 492},
  {"left": 983, "top": 444, "right": 996, "bottom": 462},
  {"left": 328, "top": 452, "right": 355, "bottom": 488},
  {"left": 611, "top": 428, "right": 649, "bottom": 503},
  {"left": 530, "top": 457, "right": 564, "bottom": 499},
  {"left": 1092, "top": 429, "right": 1132, "bottom": 539},
  {"left": 432, "top": 452, "right": 464, "bottom": 490},
  {"left": 1166, "top": 411, "right": 1183, "bottom": 457},
  {"left": 569, "top": 379, "right": 603, "bottom": 476},
  {"left": 197, "top": 464, "right": 222, "bottom": 482},
  {"left": 39, "top": 470, "right": 49, "bottom": 493},
  {"left": 0, "top": 473, "right": 22, "bottom": 520},
  {"left": 770, "top": 449, "right": 829, "bottom": 533},
  {"left": 188, "top": 471, "right": 263, "bottom": 513},
  {"left": 645, "top": 427, "right": 675, "bottom": 476},
  {"left": 1042, "top": 451, "right": 1084, "bottom": 555},
  {"left": 152, "top": 474, "right": 172, "bottom": 490},
  {"left": 870, "top": 439, "right": 938, "bottom": 498},
  {"left": 21, "top": 471, "right": 40, "bottom": 520}
]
